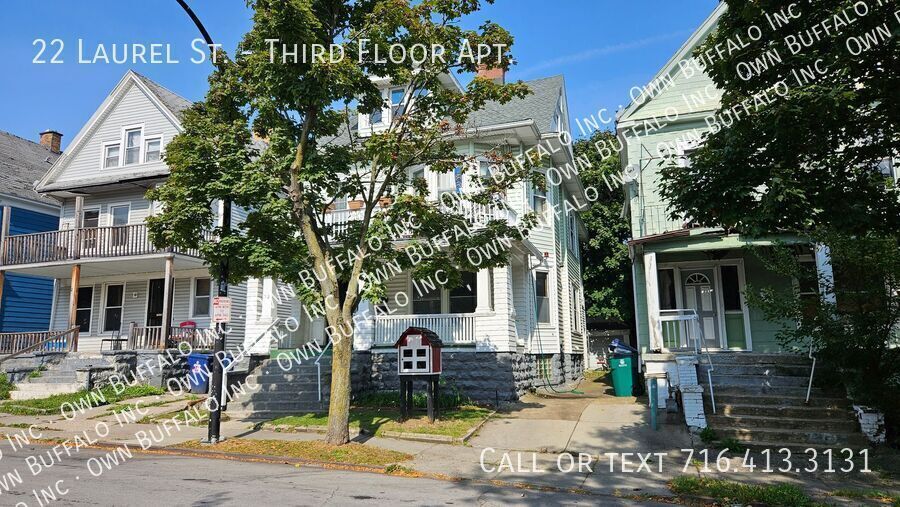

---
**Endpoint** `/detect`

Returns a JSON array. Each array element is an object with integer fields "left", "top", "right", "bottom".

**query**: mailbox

[{"left": 394, "top": 326, "right": 442, "bottom": 375}]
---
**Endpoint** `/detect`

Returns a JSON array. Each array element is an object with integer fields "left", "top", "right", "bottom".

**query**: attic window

[
  {"left": 103, "top": 143, "right": 120, "bottom": 169},
  {"left": 145, "top": 137, "right": 161, "bottom": 163},
  {"left": 124, "top": 128, "right": 142, "bottom": 165}
]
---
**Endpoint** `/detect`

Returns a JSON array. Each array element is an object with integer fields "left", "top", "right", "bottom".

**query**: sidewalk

[{"left": 2, "top": 380, "right": 897, "bottom": 504}]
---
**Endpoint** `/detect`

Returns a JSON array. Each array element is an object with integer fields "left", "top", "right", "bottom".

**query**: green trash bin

[{"left": 610, "top": 354, "right": 634, "bottom": 397}]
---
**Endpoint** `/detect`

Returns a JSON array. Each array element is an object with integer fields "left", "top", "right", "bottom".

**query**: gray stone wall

[
  {"left": 0, "top": 352, "right": 67, "bottom": 383},
  {"left": 354, "top": 350, "right": 585, "bottom": 405}
]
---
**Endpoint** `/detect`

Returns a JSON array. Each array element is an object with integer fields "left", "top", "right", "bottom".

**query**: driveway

[{"left": 469, "top": 374, "right": 694, "bottom": 455}]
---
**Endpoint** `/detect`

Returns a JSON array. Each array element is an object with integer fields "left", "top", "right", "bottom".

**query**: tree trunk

[{"left": 324, "top": 310, "right": 353, "bottom": 445}]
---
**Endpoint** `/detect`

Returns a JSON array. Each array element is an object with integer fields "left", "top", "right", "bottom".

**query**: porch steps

[
  {"left": 226, "top": 358, "right": 330, "bottom": 420},
  {"left": 9, "top": 353, "right": 114, "bottom": 400},
  {"left": 698, "top": 353, "right": 866, "bottom": 449}
]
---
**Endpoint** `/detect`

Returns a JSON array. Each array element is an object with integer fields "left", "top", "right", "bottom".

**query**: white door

[{"left": 681, "top": 268, "right": 721, "bottom": 349}]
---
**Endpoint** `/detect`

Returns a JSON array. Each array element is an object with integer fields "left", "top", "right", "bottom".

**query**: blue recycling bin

[{"left": 187, "top": 353, "right": 212, "bottom": 394}]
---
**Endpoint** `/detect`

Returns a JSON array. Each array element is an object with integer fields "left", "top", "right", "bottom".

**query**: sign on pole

[{"left": 212, "top": 296, "right": 232, "bottom": 323}]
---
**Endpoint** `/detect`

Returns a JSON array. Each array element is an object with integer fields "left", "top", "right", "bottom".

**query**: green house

[{"left": 617, "top": 4, "right": 824, "bottom": 357}]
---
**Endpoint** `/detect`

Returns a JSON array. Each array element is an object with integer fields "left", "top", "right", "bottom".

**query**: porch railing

[
  {"left": 659, "top": 309, "right": 716, "bottom": 414},
  {"left": 373, "top": 313, "right": 477, "bottom": 345},
  {"left": 0, "top": 327, "right": 79, "bottom": 362},
  {"left": 639, "top": 204, "right": 695, "bottom": 238},
  {"left": 128, "top": 325, "right": 217, "bottom": 350},
  {"left": 1, "top": 224, "right": 212, "bottom": 266},
  {"left": 322, "top": 199, "right": 516, "bottom": 239}
]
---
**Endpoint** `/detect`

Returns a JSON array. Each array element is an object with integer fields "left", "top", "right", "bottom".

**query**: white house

[{"left": 0, "top": 68, "right": 589, "bottom": 403}]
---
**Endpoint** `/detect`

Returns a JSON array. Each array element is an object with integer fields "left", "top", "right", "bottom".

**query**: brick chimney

[
  {"left": 39, "top": 130, "right": 63, "bottom": 153},
  {"left": 476, "top": 64, "right": 505, "bottom": 85}
]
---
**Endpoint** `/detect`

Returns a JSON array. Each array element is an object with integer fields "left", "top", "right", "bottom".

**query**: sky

[{"left": 0, "top": 1, "right": 718, "bottom": 150}]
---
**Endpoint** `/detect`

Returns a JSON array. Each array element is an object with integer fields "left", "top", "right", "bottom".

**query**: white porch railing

[
  {"left": 659, "top": 309, "right": 716, "bottom": 413},
  {"left": 373, "top": 313, "right": 476, "bottom": 345}
]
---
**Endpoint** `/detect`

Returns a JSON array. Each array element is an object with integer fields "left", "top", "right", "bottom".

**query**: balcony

[
  {"left": 638, "top": 204, "right": 697, "bottom": 238},
  {"left": 373, "top": 313, "right": 477, "bottom": 346},
  {"left": 0, "top": 224, "right": 211, "bottom": 267},
  {"left": 127, "top": 325, "right": 216, "bottom": 350},
  {"left": 323, "top": 200, "right": 517, "bottom": 238}
]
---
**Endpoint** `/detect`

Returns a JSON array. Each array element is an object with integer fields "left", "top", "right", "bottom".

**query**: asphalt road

[{"left": 0, "top": 444, "right": 669, "bottom": 506}]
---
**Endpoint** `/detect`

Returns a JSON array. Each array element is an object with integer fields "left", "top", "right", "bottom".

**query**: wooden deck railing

[
  {"left": 128, "top": 326, "right": 216, "bottom": 350},
  {"left": 0, "top": 224, "right": 212, "bottom": 266},
  {"left": 0, "top": 327, "right": 79, "bottom": 362}
]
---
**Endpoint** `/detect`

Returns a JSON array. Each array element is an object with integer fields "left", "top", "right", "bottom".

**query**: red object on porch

[
  {"left": 394, "top": 326, "right": 443, "bottom": 375},
  {"left": 179, "top": 321, "right": 196, "bottom": 328}
]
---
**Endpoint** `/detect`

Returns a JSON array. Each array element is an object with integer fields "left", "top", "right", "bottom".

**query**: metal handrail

[
  {"left": 691, "top": 314, "right": 716, "bottom": 414},
  {"left": 315, "top": 339, "right": 333, "bottom": 403},
  {"left": 805, "top": 339, "right": 817, "bottom": 404}
]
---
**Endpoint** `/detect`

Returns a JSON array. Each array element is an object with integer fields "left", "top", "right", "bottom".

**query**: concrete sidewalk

[{"left": 1, "top": 381, "right": 896, "bottom": 503}]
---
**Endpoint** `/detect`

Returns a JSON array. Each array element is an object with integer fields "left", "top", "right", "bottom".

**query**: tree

[
  {"left": 745, "top": 232, "right": 900, "bottom": 430},
  {"left": 659, "top": 0, "right": 899, "bottom": 236},
  {"left": 573, "top": 130, "right": 632, "bottom": 323},
  {"left": 147, "top": 0, "right": 537, "bottom": 445}
]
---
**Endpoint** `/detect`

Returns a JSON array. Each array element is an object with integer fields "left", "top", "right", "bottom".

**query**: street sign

[{"left": 212, "top": 296, "right": 232, "bottom": 323}]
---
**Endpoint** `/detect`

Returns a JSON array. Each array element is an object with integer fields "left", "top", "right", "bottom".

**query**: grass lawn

[
  {"left": 669, "top": 476, "right": 818, "bottom": 506},
  {"left": 138, "top": 403, "right": 229, "bottom": 426},
  {"left": 177, "top": 438, "right": 411, "bottom": 467},
  {"left": 0, "top": 374, "right": 13, "bottom": 400},
  {"left": 268, "top": 405, "right": 491, "bottom": 439},
  {"left": 0, "top": 385, "right": 165, "bottom": 415}
]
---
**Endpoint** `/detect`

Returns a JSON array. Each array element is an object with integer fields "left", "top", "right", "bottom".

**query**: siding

[
  {"left": 1, "top": 207, "right": 59, "bottom": 332},
  {"left": 53, "top": 82, "right": 179, "bottom": 187},
  {"left": 59, "top": 188, "right": 153, "bottom": 230}
]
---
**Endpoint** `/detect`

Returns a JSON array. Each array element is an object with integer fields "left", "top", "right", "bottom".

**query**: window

[
  {"left": 75, "top": 287, "right": 93, "bottom": 333},
  {"left": 410, "top": 167, "right": 425, "bottom": 185},
  {"left": 103, "top": 144, "right": 120, "bottom": 168},
  {"left": 124, "top": 128, "right": 142, "bottom": 165},
  {"left": 193, "top": 278, "right": 211, "bottom": 317},
  {"left": 144, "top": 137, "right": 161, "bottom": 162},
  {"left": 532, "top": 184, "right": 547, "bottom": 216},
  {"left": 449, "top": 272, "right": 477, "bottom": 314},
  {"left": 568, "top": 212, "right": 578, "bottom": 254},
  {"left": 109, "top": 205, "right": 130, "bottom": 247},
  {"left": 657, "top": 269, "right": 677, "bottom": 310},
  {"left": 720, "top": 265, "right": 742, "bottom": 311},
  {"left": 797, "top": 259, "right": 819, "bottom": 318},
  {"left": 412, "top": 280, "right": 442, "bottom": 314},
  {"left": 390, "top": 88, "right": 405, "bottom": 117},
  {"left": 81, "top": 208, "right": 100, "bottom": 250},
  {"left": 570, "top": 282, "right": 582, "bottom": 333},
  {"left": 370, "top": 107, "right": 383, "bottom": 125},
  {"left": 535, "top": 271, "right": 550, "bottom": 323},
  {"left": 103, "top": 284, "right": 124, "bottom": 333}
]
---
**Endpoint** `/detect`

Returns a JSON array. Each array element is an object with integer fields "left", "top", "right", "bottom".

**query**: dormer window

[
  {"left": 145, "top": 137, "right": 162, "bottom": 163},
  {"left": 390, "top": 88, "right": 405, "bottom": 117},
  {"left": 103, "top": 143, "right": 120, "bottom": 168},
  {"left": 124, "top": 128, "right": 142, "bottom": 165}
]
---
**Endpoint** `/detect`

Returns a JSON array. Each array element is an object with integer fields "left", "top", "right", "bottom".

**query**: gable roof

[
  {"left": 0, "top": 130, "right": 60, "bottom": 206},
  {"left": 35, "top": 70, "right": 193, "bottom": 194},
  {"left": 466, "top": 75, "right": 565, "bottom": 134},
  {"left": 617, "top": 3, "right": 725, "bottom": 123},
  {"left": 132, "top": 72, "right": 193, "bottom": 119}
]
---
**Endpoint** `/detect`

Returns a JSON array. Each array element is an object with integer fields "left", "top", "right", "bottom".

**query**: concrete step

[
  {"left": 28, "top": 374, "right": 78, "bottom": 383},
  {"left": 700, "top": 374, "right": 809, "bottom": 388},
  {"left": 247, "top": 382, "right": 330, "bottom": 394},
  {"left": 250, "top": 373, "right": 329, "bottom": 384},
  {"left": 700, "top": 353, "right": 811, "bottom": 366},
  {"left": 9, "top": 383, "right": 83, "bottom": 400},
  {"left": 707, "top": 414, "right": 858, "bottom": 433},
  {"left": 706, "top": 384, "right": 829, "bottom": 397},
  {"left": 235, "top": 390, "right": 324, "bottom": 402},
  {"left": 715, "top": 427, "right": 868, "bottom": 447},
  {"left": 714, "top": 403, "right": 852, "bottom": 418},
  {"left": 699, "top": 363, "right": 812, "bottom": 377}
]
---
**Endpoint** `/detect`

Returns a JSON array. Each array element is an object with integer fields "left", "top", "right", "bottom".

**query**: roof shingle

[{"left": 0, "top": 130, "right": 60, "bottom": 206}]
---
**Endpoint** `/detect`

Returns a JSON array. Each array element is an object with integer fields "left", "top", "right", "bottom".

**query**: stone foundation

[{"left": 353, "top": 350, "right": 584, "bottom": 405}]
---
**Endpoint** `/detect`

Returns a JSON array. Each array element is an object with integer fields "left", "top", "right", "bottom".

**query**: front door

[
  {"left": 146, "top": 279, "right": 165, "bottom": 327},
  {"left": 681, "top": 268, "right": 721, "bottom": 349}
]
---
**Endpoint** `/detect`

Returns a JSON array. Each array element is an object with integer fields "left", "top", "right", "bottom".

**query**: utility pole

[{"left": 175, "top": 0, "right": 229, "bottom": 443}]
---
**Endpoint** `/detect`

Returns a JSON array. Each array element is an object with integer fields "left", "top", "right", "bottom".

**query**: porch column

[
  {"left": 814, "top": 244, "right": 836, "bottom": 304},
  {"left": 73, "top": 196, "right": 83, "bottom": 259},
  {"left": 643, "top": 252, "right": 663, "bottom": 350},
  {"left": 67, "top": 264, "right": 81, "bottom": 329},
  {"left": 475, "top": 268, "right": 492, "bottom": 312},
  {"left": 0, "top": 205, "right": 10, "bottom": 317},
  {"left": 161, "top": 255, "right": 175, "bottom": 349}
]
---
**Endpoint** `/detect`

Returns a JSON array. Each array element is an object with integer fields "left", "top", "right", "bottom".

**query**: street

[{"left": 0, "top": 444, "right": 666, "bottom": 506}]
